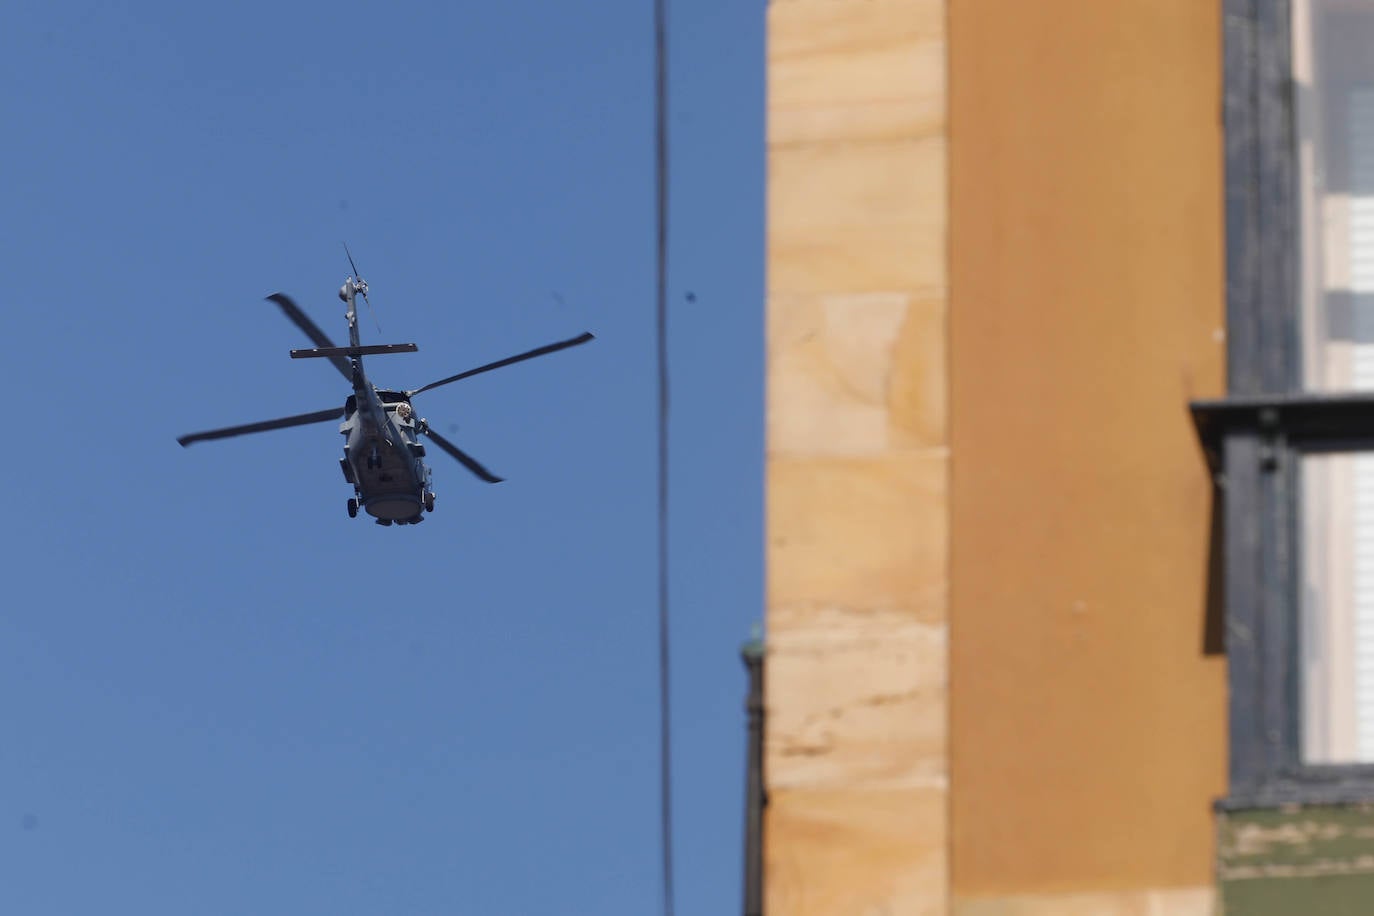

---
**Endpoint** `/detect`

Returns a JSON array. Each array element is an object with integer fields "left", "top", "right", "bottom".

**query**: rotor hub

[{"left": 338, "top": 276, "right": 368, "bottom": 302}]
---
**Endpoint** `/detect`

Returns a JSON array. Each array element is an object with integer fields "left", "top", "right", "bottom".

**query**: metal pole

[
  {"left": 652, "top": 0, "right": 674, "bottom": 910},
  {"left": 741, "top": 629, "right": 765, "bottom": 916}
]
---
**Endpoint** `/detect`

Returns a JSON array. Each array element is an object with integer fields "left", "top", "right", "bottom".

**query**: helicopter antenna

[{"left": 343, "top": 242, "right": 383, "bottom": 335}]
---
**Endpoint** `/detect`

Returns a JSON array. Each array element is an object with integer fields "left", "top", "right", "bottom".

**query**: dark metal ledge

[
  {"left": 1217, "top": 778, "right": 1374, "bottom": 813},
  {"left": 1190, "top": 392, "right": 1374, "bottom": 470}
]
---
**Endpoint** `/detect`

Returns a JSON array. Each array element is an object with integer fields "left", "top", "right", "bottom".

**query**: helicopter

[{"left": 177, "top": 255, "right": 594, "bottom": 526}]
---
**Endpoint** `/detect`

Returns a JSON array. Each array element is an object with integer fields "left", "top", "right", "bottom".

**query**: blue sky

[{"left": 1, "top": 3, "right": 762, "bottom": 913}]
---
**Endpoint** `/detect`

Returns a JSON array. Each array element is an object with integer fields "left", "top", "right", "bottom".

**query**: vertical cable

[{"left": 653, "top": 0, "right": 674, "bottom": 913}]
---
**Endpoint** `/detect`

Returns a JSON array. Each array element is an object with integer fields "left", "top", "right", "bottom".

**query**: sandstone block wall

[{"left": 765, "top": 1, "right": 949, "bottom": 913}]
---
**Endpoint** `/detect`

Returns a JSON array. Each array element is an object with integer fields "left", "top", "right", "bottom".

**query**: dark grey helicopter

[{"left": 177, "top": 255, "right": 593, "bottom": 526}]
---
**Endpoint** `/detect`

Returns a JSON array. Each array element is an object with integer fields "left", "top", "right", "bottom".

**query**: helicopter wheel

[
  {"left": 347, "top": 498, "right": 359, "bottom": 518},
  {"left": 424, "top": 492, "right": 435, "bottom": 513}
]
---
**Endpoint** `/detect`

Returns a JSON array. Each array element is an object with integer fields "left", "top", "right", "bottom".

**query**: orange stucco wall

[{"left": 948, "top": 0, "right": 1228, "bottom": 899}]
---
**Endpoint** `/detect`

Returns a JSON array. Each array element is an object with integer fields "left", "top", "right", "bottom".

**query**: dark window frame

[{"left": 1192, "top": 0, "right": 1374, "bottom": 810}]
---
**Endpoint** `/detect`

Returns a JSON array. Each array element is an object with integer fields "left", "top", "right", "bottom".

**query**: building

[{"left": 763, "top": 1, "right": 1374, "bottom": 913}]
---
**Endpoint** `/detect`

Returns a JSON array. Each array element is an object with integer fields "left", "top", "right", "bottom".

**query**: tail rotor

[{"left": 344, "top": 242, "right": 382, "bottom": 335}]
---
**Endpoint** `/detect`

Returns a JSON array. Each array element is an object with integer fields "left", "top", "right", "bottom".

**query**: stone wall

[{"left": 765, "top": 1, "right": 949, "bottom": 913}]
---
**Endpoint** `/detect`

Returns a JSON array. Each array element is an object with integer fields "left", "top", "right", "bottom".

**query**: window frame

[{"left": 1193, "top": 0, "right": 1374, "bottom": 809}]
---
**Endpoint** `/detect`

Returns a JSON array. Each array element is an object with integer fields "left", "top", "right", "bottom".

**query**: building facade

[{"left": 765, "top": 1, "right": 1374, "bottom": 913}]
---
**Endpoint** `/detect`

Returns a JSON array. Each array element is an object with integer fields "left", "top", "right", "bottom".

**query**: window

[
  {"left": 1294, "top": 1, "right": 1374, "bottom": 396},
  {"left": 1192, "top": 0, "right": 1374, "bottom": 806},
  {"left": 1295, "top": 0, "right": 1374, "bottom": 766}
]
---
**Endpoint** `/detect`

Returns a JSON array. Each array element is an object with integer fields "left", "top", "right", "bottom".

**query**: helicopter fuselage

[{"left": 339, "top": 388, "right": 433, "bottom": 524}]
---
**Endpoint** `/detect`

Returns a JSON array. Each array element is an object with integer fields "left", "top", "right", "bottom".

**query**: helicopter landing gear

[
  {"left": 424, "top": 491, "right": 435, "bottom": 513},
  {"left": 347, "top": 498, "right": 359, "bottom": 518}
]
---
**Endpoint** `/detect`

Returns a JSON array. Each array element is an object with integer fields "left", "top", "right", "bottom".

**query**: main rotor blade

[
  {"left": 406, "top": 332, "right": 595, "bottom": 397},
  {"left": 266, "top": 293, "right": 352, "bottom": 382},
  {"left": 177, "top": 407, "right": 343, "bottom": 447},
  {"left": 421, "top": 428, "right": 504, "bottom": 483}
]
